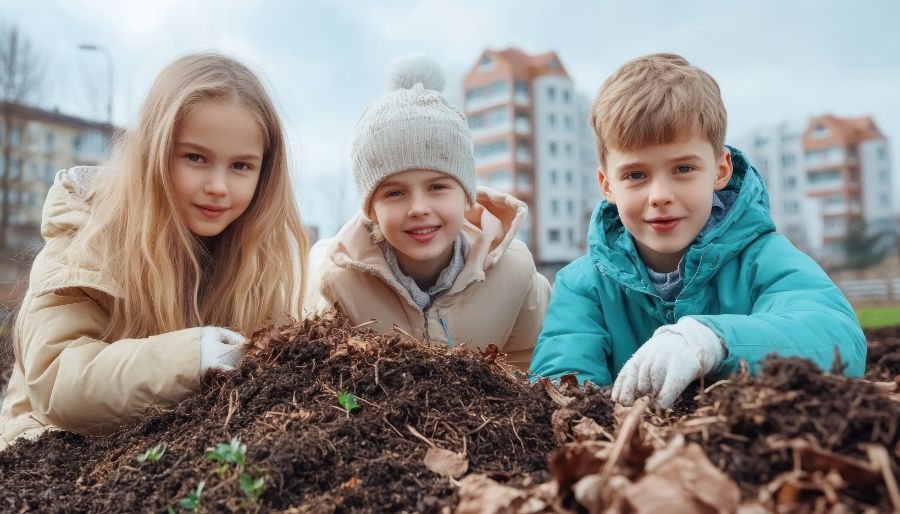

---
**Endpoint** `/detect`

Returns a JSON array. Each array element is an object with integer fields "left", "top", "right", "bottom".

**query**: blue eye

[
  {"left": 625, "top": 172, "right": 645, "bottom": 181},
  {"left": 232, "top": 162, "right": 252, "bottom": 171},
  {"left": 185, "top": 153, "right": 205, "bottom": 163},
  {"left": 385, "top": 191, "right": 403, "bottom": 198},
  {"left": 675, "top": 165, "right": 694, "bottom": 174}
]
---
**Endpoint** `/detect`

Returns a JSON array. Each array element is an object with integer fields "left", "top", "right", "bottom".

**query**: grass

[{"left": 856, "top": 306, "right": 900, "bottom": 329}]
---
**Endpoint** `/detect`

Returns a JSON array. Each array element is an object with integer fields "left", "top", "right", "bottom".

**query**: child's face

[
  {"left": 370, "top": 169, "right": 468, "bottom": 275},
  {"left": 171, "top": 100, "right": 264, "bottom": 238},
  {"left": 599, "top": 134, "right": 732, "bottom": 272}
]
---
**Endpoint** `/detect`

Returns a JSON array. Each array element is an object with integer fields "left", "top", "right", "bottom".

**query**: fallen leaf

[
  {"left": 456, "top": 474, "right": 526, "bottom": 514},
  {"left": 482, "top": 344, "right": 500, "bottom": 363},
  {"left": 424, "top": 447, "right": 468, "bottom": 479},
  {"left": 572, "top": 417, "right": 612, "bottom": 442},
  {"left": 541, "top": 377, "right": 575, "bottom": 407},
  {"left": 622, "top": 443, "right": 740, "bottom": 514}
]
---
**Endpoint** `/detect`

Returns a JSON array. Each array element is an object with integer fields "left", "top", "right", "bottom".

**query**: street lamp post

[{"left": 77, "top": 43, "right": 113, "bottom": 125}]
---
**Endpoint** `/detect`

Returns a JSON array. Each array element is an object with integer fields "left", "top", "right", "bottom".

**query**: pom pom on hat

[{"left": 386, "top": 53, "right": 445, "bottom": 92}]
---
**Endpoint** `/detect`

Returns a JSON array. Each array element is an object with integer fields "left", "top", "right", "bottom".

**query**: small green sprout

[
  {"left": 337, "top": 391, "right": 359, "bottom": 414},
  {"left": 205, "top": 436, "right": 246, "bottom": 468},
  {"left": 135, "top": 442, "right": 167, "bottom": 463},
  {"left": 239, "top": 471, "right": 267, "bottom": 502},
  {"left": 178, "top": 480, "right": 205, "bottom": 512}
]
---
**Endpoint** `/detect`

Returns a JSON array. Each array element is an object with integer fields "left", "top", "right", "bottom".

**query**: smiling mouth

[
  {"left": 646, "top": 218, "right": 682, "bottom": 232},
  {"left": 407, "top": 227, "right": 439, "bottom": 235}
]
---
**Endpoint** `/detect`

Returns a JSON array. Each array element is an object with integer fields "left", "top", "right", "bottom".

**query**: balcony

[
  {"left": 514, "top": 92, "right": 530, "bottom": 107},
  {"left": 471, "top": 123, "right": 512, "bottom": 140},
  {"left": 466, "top": 93, "right": 511, "bottom": 113},
  {"left": 514, "top": 118, "right": 531, "bottom": 135}
]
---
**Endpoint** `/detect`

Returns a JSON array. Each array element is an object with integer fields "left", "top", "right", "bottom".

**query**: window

[
  {"left": 824, "top": 194, "right": 844, "bottom": 206},
  {"left": 45, "top": 162, "right": 54, "bottom": 184},
  {"left": 781, "top": 153, "right": 795, "bottom": 168},
  {"left": 550, "top": 170, "right": 558, "bottom": 186},
  {"left": 10, "top": 126, "right": 21, "bottom": 147},
  {"left": 565, "top": 171, "right": 573, "bottom": 186},
  {"left": 784, "top": 200, "right": 799, "bottom": 214},
  {"left": 808, "top": 169, "right": 841, "bottom": 185},
  {"left": 811, "top": 123, "right": 830, "bottom": 139},
  {"left": 881, "top": 194, "right": 892, "bottom": 207},
  {"left": 566, "top": 199, "right": 573, "bottom": 215},
  {"left": 564, "top": 116, "right": 572, "bottom": 131},
  {"left": 551, "top": 199, "right": 559, "bottom": 215},
  {"left": 466, "top": 87, "right": 484, "bottom": 102},
  {"left": 516, "top": 171, "right": 532, "bottom": 191},
  {"left": 478, "top": 54, "right": 495, "bottom": 72},
  {"left": 487, "top": 107, "right": 509, "bottom": 125},
  {"left": 488, "top": 80, "right": 507, "bottom": 98},
  {"left": 474, "top": 140, "right": 508, "bottom": 159},
  {"left": 562, "top": 89, "right": 571, "bottom": 104},
  {"left": 548, "top": 113, "right": 556, "bottom": 128},
  {"left": 567, "top": 228, "right": 575, "bottom": 245},
  {"left": 514, "top": 80, "right": 528, "bottom": 95},
  {"left": 565, "top": 143, "right": 573, "bottom": 157},
  {"left": 784, "top": 176, "right": 796, "bottom": 190},
  {"left": 547, "top": 86, "right": 556, "bottom": 102},
  {"left": 45, "top": 131, "right": 54, "bottom": 151},
  {"left": 29, "top": 161, "right": 37, "bottom": 179},
  {"left": 468, "top": 113, "right": 485, "bottom": 129},
  {"left": 548, "top": 229, "right": 560, "bottom": 242},
  {"left": 549, "top": 142, "right": 558, "bottom": 156},
  {"left": 486, "top": 169, "right": 512, "bottom": 190}
]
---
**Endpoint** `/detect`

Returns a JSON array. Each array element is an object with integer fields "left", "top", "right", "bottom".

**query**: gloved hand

[
  {"left": 199, "top": 327, "right": 247, "bottom": 372},
  {"left": 611, "top": 317, "right": 725, "bottom": 409}
]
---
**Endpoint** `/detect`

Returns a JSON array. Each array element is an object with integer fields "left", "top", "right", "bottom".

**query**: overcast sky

[{"left": 3, "top": 0, "right": 899, "bottom": 236}]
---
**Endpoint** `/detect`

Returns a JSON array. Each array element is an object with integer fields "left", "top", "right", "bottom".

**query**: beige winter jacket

[
  {"left": 0, "top": 167, "right": 203, "bottom": 451},
  {"left": 305, "top": 187, "right": 551, "bottom": 370}
]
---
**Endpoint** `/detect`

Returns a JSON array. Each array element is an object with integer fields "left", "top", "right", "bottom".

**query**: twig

[
  {"left": 509, "top": 416, "right": 525, "bottom": 453},
  {"left": 223, "top": 389, "right": 239, "bottom": 430},
  {"left": 597, "top": 397, "right": 648, "bottom": 485},
  {"left": 867, "top": 445, "right": 900, "bottom": 512},
  {"left": 406, "top": 425, "right": 437, "bottom": 448}
]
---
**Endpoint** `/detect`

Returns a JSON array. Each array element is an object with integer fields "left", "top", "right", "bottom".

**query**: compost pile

[{"left": 0, "top": 316, "right": 897, "bottom": 513}]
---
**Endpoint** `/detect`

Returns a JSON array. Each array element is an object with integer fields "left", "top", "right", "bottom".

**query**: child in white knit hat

[{"left": 306, "top": 54, "right": 550, "bottom": 370}]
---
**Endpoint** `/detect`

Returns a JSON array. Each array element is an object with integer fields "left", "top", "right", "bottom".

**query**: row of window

[
  {"left": 466, "top": 80, "right": 530, "bottom": 104},
  {"left": 546, "top": 113, "right": 575, "bottom": 131},
  {"left": 547, "top": 227, "right": 577, "bottom": 245}
]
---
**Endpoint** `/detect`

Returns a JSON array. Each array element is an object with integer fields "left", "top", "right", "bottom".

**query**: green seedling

[
  {"left": 135, "top": 442, "right": 167, "bottom": 463},
  {"left": 206, "top": 436, "right": 247, "bottom": 469},
  {"left": 337, "top": 391, "right": 359, "bottom": 414},
  {"left": 177, "top": 480, "right": 205, "bottom": 512},
  {"left": 239, "top": 471, "right": 267, "bottom": 502}
]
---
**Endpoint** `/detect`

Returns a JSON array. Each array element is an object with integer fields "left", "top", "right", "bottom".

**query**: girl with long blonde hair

[{"left": 0, "top": 53, "right": 308, "bottom": 450}]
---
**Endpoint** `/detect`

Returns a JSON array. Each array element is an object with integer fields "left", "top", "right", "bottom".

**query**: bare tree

[{"left": 0, "top": 25, "right": 43, "bottom": 249}]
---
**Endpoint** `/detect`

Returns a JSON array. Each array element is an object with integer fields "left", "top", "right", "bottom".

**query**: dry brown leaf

[
  {"left": 572, "top": 417, "right": 612, "bottom": 442},
  {"left": 482, "top": 344, "right": 500, "bottom": 363},
  {"left": 559, "top": 373, "right": 579, "bottom": 391},
  {"left": 549, "top": 441, "right": 609, "bottom": 492},
  {"left": 456, "top": 474, "right": 527, "bottom": 514},
  {"left": 622, "top": 443, "right": 740, "bottom": 514},
  {"left": 541, "top": 377, "right": 575, "bottom": 407},
  {"left": 424, "top": 447, "right": 468, "bottom": 479}
]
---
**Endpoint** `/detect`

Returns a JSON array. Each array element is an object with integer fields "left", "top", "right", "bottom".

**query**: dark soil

[
  {"left": 0, "top": 313, "right": 614, "bottom": 513},
  {"left": 687, "top": 357, "right": 900, "bottom": 512},
  {"left": 865, "top": 327, "right": 900, "bottom": 381}
]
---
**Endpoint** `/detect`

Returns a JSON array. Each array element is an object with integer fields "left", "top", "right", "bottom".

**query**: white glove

[
  {"left": 199, "top": 327, "right": 246, "bottom": 372},
  {"left": 611, "top": 317, "right": 725, "bottom": 409}
]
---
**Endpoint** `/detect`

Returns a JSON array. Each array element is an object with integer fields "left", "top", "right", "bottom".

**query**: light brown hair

[
  {"left": 66, "top": 53, "right": 309, "bottom": 340},
  {"left": 590, "top": 53, "right": 727, "bottom": 166}
]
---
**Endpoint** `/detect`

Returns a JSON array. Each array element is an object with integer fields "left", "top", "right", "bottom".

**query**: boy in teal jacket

[{"left": 529, "top": 53, "right": 865, "bottom": 409}]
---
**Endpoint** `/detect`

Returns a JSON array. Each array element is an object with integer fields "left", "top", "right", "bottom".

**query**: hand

[
  {"left": 611, "top": 317, "right": 724, "bottom": 409},
  {"left": 199, "top": 327, "right": 247, "bottom": 372}
]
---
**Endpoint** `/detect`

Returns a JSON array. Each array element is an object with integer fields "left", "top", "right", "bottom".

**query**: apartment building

[
  {"left": 735, "top": 115, "right": 893, "bottom": 260},
  {"left": 462, "top": 48, "right": 599, "bottom": 265},
  {"left": 0, "top": 102, "right": 112, "bottom": 246}
]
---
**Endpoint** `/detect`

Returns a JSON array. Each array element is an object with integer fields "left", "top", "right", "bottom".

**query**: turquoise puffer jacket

[{"left": 530, "top": 147, "right": 866, "bottom": 385}]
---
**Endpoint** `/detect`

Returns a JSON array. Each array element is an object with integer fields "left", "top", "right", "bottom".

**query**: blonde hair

[
  {"left": 590, "top": 53, "right": 727, "bottom": 166},
  {"left": 71, "top": 53, "right": 309, "bottom": 340}
]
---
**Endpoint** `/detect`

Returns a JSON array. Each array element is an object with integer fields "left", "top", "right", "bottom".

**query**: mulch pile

[{"left": 0, "top": 315, "right": 898, "bottom": 513}]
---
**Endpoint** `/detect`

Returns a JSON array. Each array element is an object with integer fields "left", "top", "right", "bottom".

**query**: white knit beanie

[{"left": 352, "top": 54, "right": 476, "bottom": 215}]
